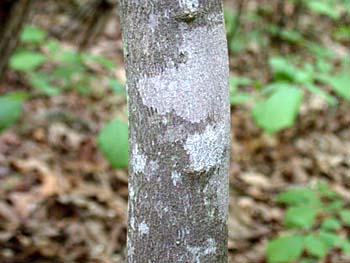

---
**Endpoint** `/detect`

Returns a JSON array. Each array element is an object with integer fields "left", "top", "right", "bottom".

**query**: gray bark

[
  {"left": 0, "top": 0, "right": 33, "bottom": 80},
  {"left": 119, "top": 0, "right": 230, "bottom": 262}
]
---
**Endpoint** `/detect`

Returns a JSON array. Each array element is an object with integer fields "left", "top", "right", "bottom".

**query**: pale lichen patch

[
  {"left": 204, "top": 238, "right": 217, "bottom": 255},
  {"left": 138, "top": 221, "right": 149, "bottom": 235},
  {"left": 130, "top": 216, "right": 136, "bottom": 230},
  {"left": 132, "top": 144, "right": 147, "bottom": 173},
  {"left": 171, "top": 171, "right": 182, "bottom": 186},
  {"left": 187, "top": 238, "right": 218, "bottom": 263},
  {"left": 208, "top": 163, "right": 229, "bottom": 220},
  {"left": 184, "top": 122, "right": 227, "bottom": 172},
  {"left": 136, "top": 24, "right": 228, "bottom": 123},
  {"left": 180, "top": 0, "right": 199, "bottom": 11}
]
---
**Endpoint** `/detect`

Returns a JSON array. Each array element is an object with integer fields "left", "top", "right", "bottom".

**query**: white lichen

[
  {"left": 171, "top": 171, "right": 182, "bottom": 186},
  {"left": 129, "top": 185, "right": 135, "bottom": 200},
  {"left": 144, "top": 160, "right": 159, "bottom": 181},
  {"left": 136, "top": 25, "right": 228, "bottom": 123},
  {"left": 132, "top": 144, "right": 147, "bottom": 173},
  {"left": 187, "top": 238, "right": 218, "bottom": 263},
  {"left": 138, "top": 221, "right": 149, "bottom": 235},
  {"left": 130, "top": 216, "right": 136, "bottom": 230},
  {"left": 184, "top": 122, "right": 227, "bottom": 172},
  {"left": 204, "top": 238, "right": 217, "bottom": 255},
  {"left": 180, "top": 0, "right": 199, "bottom": 11}
]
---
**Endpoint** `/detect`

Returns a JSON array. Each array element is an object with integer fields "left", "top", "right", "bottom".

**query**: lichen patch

[
  {"left": 171, "top": 171, "right": 182, "bottom": 186},
  {"left": 132, "top": 144, "right": 147, "bottom": 173},
  {"left": 136, "top": 24, "right": 228, "bottom": 123},
  {"left": 184, "top": 122, "right": 228, "bottom": 172},
  {"left": 138, "top": 221, "right": 149, "bottom": 235},
  {"left": 187, "top": 238, "right": 218, "bottom": 263}
]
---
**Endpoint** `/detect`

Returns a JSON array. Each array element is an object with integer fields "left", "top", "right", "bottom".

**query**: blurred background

[{"left": 0, "top": 0, "right": 349, "bottom": 262}]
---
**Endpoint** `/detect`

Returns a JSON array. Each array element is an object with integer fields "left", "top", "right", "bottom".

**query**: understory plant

[
  {"left": 0, "top": 25, "right": 128, "bottom": 169},
  {"left": 267, "top": 182, "right": 350, "bottom": 263},
  {"left": 230, "top": 56, "right": 350, "bottom": 134}
]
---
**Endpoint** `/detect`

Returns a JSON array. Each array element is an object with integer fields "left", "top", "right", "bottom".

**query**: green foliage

[
  {"left": 318, "top": 60, "right": 350, "bottom": 101},
  {"left": 267, "top": 183, "right": 350, "bottom": 262},
  {"left": 229, "top": 54, "right": 350, "bottom": 134},
  {"left": 267, "top": 234, "right": 305, "bottom": 263},
  {"left": 224, "top": 0, "right": 349, "bottom": 135},
  {"left": 305, "top": 234, "right": 328, "bottom": 258},
  {"left": 229, "top": 76, "right": 254, "bottom": 105},
  {"left": 284, "top": 205, "right": 317, "bottom": 229},
  {"left": 0, "top": 92, "right": 27, "bottom": 132},
  {"left": 339, "top": 210, "right": 350, "bottom": 225},
  {"left": 9, "top": 25, "right": 118, "bottom": 96},
  {"left": 97, "top": 119, "right": 129, "bottom": 169},
  {"left": 276, "top": 187, "right": 320, "bottom": 206},
  {"left": 5, "top": 25, "right": 128, "bottom": 170},
  {"left": 20, "top": 25, "right": 47, "bottom": 44},
  {"left": 306, "top": 0, "right": 342, "bottom": 20},
  {"left": 252, "top": 85, "right": 303, "bottom": 134},
  {"left": 108, "top": 78, "right": 127, "bottom": 97},
  {"left": 10, "top": 50, "right": 46, "bottom": 71}
]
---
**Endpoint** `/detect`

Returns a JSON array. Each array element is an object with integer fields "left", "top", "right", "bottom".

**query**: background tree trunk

[
  {"left": 119, "top": 0, "right": 230, "bottom": 262},
  {"left": 0, "top": 0, "right": 33, "bottom": 81},
  {"left": 60, "top": 0, "right": 117, "bottom": 49}
]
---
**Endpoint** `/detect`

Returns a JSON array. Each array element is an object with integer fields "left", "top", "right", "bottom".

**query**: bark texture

[
  {"left": 0, "top": 0, "right": 33, "bottom": 80},
  {"left": 119, "top": 0, "right": 230, "bottom": 262}
]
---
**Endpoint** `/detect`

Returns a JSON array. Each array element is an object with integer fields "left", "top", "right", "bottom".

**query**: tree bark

[
  {"left": 119, "top": 0, "right": 230, "bottom": 262},
  {"left": 0, "top": 0, "right": 33, "bottom": 81}
]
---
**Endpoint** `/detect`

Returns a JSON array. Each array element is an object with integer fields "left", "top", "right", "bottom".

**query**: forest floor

[{"left": 0, "top": 1, "right": 349, "bottom": 262}]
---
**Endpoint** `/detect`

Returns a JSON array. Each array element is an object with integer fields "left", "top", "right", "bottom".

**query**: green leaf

[
  {"left": 307, "top": 1, "right": 341, "bottom": 20},
  {"left": 10, "top": 50, "right": 46, "bottom": 72},
  {"left": 316, "top": 182, "right": 341, "bottom": 200},
  {"left": 20, "top": 25, "right": 46, "bottom": 44},
  {"left": 277, "top": 187, "right": 320, "bottom": 206},
  {"left": 0, "top": 92, "right": 27, "bottom": 132},
  {"left": 333, "top": 25, "right": 350, "bottom": 41},
  {"left": 45, "top": 40, "right": 60, "bottom": 56},
  {"left": 300, "top": 259, "right": 317, "bottom": 263},
  {"left": 229, "top": 76, "right": 254, "bottom": 105},
  {"left": 269, "top": 57, "right": 297, "bottom": 82},
  {"left": 267, "top": 234, "right": 305, "bottom": 263},
  {"left": 340, "top": 209, "right": 350, "bottom": 226},
  {"left": 97, "top": 119, "right": 128, "bottom": 169},
  {"left": 230, "top": 93, "right": 254, "bottom": 105},
  {"left": 55, "top": 50, "right": 83, "bottom": 66},
  {"left": 304, "top": 83, "right": 337, "bottom": 106},
  {"left": 319, "top": 231, "right": 339, "bottom": 248},
  {"left": 108, "top": 78, "right": 126, "bottom": 96},
  {"left": 320, "top": 230, "right": 350, "bottom": 254},
  {"left": 305, "top": 234, "right": 329, "bottom": 258},
  {"left": 83, "top": 54, "right": 116, "bottom": 70},
  {"left": 306, "top": 42, "right": 333, "bottom": 59},
  {"left": 284, "top": 206, "right": 317, "bottom": 229},
  {"left": 318, "top": 66, "right": 350, "bottom": 101},
  {"left": 269, "top": 57, "right": 315, "bottom": 84},
  {"left": 28, "top": 73, "right": 60, "bottom": 96},
  {"left": 321, "top": 218, "right": 341, "bottom": 230},
  {"left": 338, "top": 237, "right": 350, "bottom": 254},
  {"left": 325, "top": 200, "right": 343, "bottom": 213},
  {"left": 252, "top": 85, "right": 303, "bottom": 134},
  {"left": 52, "top": 66, "right": 75, "bottom": 84}
]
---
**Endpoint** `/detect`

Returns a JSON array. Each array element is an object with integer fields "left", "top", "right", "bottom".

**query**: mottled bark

[
  {"left": 119, "top": 0, "right": 230, "bottom": 262},
  {"left": 0, "top": 0, "right": 33, "bottom": 80}
]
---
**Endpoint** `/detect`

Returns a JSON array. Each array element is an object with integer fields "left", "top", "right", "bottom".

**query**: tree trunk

[
  {"left": 60, "top": 0, "right": 117, "bottom": 49},
  {"left": 0, "top": 0, "right": 33, "bottom": 81},
  {"left": 119, "top": 0, "right": 230, "bottom": 262}
]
